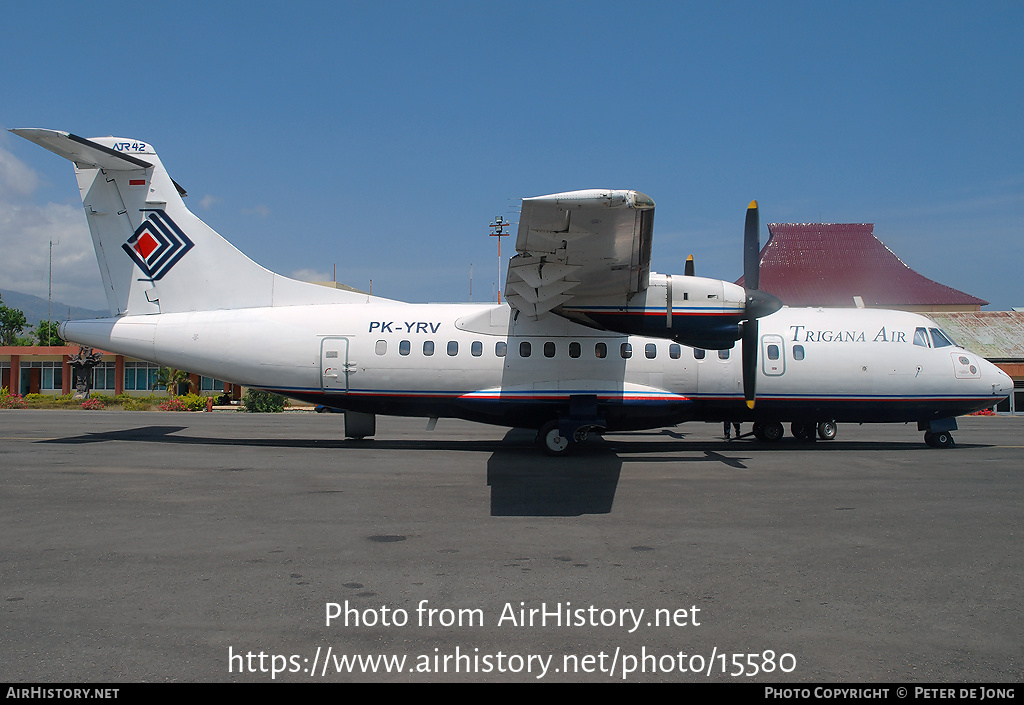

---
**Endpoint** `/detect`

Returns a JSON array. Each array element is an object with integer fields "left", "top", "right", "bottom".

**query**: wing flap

[{"left": 505, "top": 189, "right": 654, "bottom": 319}]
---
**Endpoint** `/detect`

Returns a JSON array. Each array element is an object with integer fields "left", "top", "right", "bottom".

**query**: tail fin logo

[{"left": 122, "top": 210, "right": 194, "bottom": 280}]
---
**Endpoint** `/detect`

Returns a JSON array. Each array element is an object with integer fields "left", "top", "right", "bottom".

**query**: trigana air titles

[{"left": 12, "top": 128, "right": 1012, "bottom": 453}]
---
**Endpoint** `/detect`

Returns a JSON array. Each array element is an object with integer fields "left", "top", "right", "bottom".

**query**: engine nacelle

[{"left": 556, "top": 272, "right": 747, "bottom": 349}]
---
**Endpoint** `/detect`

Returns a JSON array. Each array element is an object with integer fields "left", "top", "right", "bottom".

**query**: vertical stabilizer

[{"left": 11, "top": 129, "right": 372, "bottom": 316}]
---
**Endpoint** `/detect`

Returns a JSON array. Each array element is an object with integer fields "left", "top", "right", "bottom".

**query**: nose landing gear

[
  {"left": 919, "top": 418, "right": 957, "bottom": 449},
  {"left": 924, "top": 430, "right": 955, "bottom": 448}
]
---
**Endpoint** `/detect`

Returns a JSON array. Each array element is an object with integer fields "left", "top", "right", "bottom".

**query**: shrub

[
  {"left": 0, "top": 387, "right": 27, "bottom": 410},
  {"left": 177, "top": 393, "right": 209, "bottom": 411},
  {"left": 158, "top": 397, "right": 189, "bottom": 411},
  {"left": 80, "top": 398, "right": 105, "bottom": 410},
  {"left": 242, "top": 388, "right": 286, "bottom": 413}
]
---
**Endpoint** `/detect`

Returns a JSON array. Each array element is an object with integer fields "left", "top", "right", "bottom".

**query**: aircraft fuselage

[{"left": 61, "top": 302, "right": 1010, "bottom": 432}]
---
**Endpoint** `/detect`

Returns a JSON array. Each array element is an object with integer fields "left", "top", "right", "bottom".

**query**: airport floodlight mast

[{"left": 489, "top": 215, "right": 512, "bottom": 303}]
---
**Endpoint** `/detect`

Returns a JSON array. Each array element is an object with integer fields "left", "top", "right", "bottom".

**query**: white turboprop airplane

[{"left": 12, "top": 128, "right": 1013, "bottom": 454}]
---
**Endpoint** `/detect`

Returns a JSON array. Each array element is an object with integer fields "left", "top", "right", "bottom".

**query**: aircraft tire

[
  {"left": 817, "top": 421, "right": 837, "bottom": 440},
  {"left": 761, "top": 421, "right": 784, "bottom": 442},
  {"left": 538, "top": 421, "right": 572, "bottom": 456},
  {"left": 791, "top": 422, "right": 816, "bottom": 440},
  {"left": 925, "top": 430, "right": 955, "bottom": 449}
]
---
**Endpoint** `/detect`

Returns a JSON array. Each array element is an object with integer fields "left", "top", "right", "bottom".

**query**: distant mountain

[{"left": 0, "top": 289, "right": 108, "bottom": 329}]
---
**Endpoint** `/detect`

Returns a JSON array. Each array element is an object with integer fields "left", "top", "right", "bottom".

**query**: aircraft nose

[
  {"left": 994, "top": 367, "right": 1014, "bottom": 396},
  {"left": 985, "top": 361, "right": 1014, "bottom": 397}
]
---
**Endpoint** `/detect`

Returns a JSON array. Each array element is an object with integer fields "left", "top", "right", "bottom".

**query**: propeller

[
  {"left": 740, "top": 200, "right": 782, "bottom": 409},
  {"left": 684, "top": 254, "right": 695, "bottom": 276}
]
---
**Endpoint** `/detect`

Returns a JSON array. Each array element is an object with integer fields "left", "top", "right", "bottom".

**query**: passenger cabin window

[
  {"left": 544, "top": 342, "right": 556, "bottom": 358},
  {"left": 620, "top": 343, "right": 632, "bottom": 359},
  {"left": 645, "top": 343, "right": 657, "bottom": 359},
  {"left": 471, "top": 341, "right": 483, "bottom": 357},
  {"left": 375, "top": 340, "right": 387, "bottom": 355},
  {"left": 569, "top": 342, "right": 581, "bottom": 358},
  {"left": 669, "top": 344, "right": 681, "bottom": 359},
  {"left": 447, "top": 341, "right": 458, "bottom": 356},
  {"left": 495, "top": 341, "right": 507, "bottom": 357},
  {"left": 423, "top": 341, "right": 434, "bottom": 356},
  {"left": 694, "top": 348, "right": 706, "bottom": 360},
  {"left": 595, "top": 343, "right": 607, "bottom": 359},
  {"left": 399, "top": 340, "right": 411, "bottom": 356},
  {"left": 520, "top": 341, "right": 531, "bottom": 357},
  {"left": 914, "top": 327, "right": 930, "bottom": 347},
  {"left": 718, "top": 349, "right": 730, "bottom": 360},
  {"left": 793, "top": 344, "right": 805, "bottom": 360}
]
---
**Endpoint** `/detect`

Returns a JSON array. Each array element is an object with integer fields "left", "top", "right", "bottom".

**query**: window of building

[
  {"left": 92, "top": 362, "right": 117, "bottom": 390},
  {"left": 125, "top": 362, "right": 163, "bottom": 391},
  {"left": 39, "top": 362, "right": 63, "bottom": 390},
  {"left": 201, "top": 376, "right": 226, "bottom": 391}
]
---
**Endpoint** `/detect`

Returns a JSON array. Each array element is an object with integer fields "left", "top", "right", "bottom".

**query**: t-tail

[{"left": 11, "top": 129, "right": 373, "bottom": 316}]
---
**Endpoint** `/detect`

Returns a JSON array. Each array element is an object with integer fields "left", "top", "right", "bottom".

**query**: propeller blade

[
  {"left": 684, "top": 254, "right": 695, "bottom": 277},
  {"left": 742, "top": 319, "right": 758, "bottom": 409},
  {"left": 743, "top": 200, "right": 760, "bottom": 291}
]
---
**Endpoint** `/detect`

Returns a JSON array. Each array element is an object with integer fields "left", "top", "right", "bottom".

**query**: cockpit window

[
  {"left": 929, "top": 328, "right": 955, "bottom": 348},
  {"left": 914, "top": 327, "right": 930, "bottom": 347}
]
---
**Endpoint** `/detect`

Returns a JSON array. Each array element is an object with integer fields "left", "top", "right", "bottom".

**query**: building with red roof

[{"left": 737, "top": 223, "right": 987, "bottom": 311}]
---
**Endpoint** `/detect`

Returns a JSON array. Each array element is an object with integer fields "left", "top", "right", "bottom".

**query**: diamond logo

[{"left": 122, "top": 210, "right": 194, "bottom": 280}]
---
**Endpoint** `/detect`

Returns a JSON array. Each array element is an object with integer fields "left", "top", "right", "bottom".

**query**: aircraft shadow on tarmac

[{"left": 36, "top": 424, "right": 974, "bottom": 518}]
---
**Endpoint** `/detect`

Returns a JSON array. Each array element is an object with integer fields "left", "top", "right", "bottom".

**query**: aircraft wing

[{"left": 504, "top": 189, "right": 655, "bottom": 318}]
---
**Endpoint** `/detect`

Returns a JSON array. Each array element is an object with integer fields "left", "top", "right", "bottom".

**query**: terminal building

[
  {"left": 3, "top": 225, "right": 1023, "bottom": 412},
  {"left": 0, "top": 344, "right": 237, "bottom": 400}
]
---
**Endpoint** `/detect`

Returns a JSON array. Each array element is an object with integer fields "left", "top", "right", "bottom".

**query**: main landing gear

[
  {"left": 751, "top": 420, "right": 837, "bottom": 442},
  {"left": 536, "top": 419, "right": 603, "bottom": 456}
]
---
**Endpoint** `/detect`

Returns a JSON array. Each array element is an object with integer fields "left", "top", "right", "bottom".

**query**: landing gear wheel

[
  {"left": 538, "top": 421, "right": 572, "bottom": 456},
  {"left": 791, "top": 422, "right": 816, "bottom": 441},
  {"left": 925, "top": 430, "right": 955, "bottom": 448},
  {"left": 761, "top": 421, "right": 784, "bottom": 442},
  {"left": 817, "top": 420, "right": 837, "bottom": 440}
]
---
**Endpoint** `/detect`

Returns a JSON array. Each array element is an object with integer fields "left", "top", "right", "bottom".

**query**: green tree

[
  {"left": 154, "top": 367, "right": 193, "bottom": 397},
  {"left": 35, "top": 320, "right": 62, "bottom": 346},
  {"left": 0, "top": 294, "right": 28, "bottom": 346}
]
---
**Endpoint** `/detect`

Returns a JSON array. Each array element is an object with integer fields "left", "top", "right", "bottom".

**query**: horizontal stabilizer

[{"left": 11, "top": 129, "right": 153, "bottom": 170}]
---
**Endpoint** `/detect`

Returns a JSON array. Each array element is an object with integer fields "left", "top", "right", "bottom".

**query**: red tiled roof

[{"left": 735, "top": 223, "right": 988, "bottom": 307}]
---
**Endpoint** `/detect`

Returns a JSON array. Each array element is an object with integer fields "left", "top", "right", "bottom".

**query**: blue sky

[{"left": 1, "top": 1, "right": 1021, "bottom": 311}]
